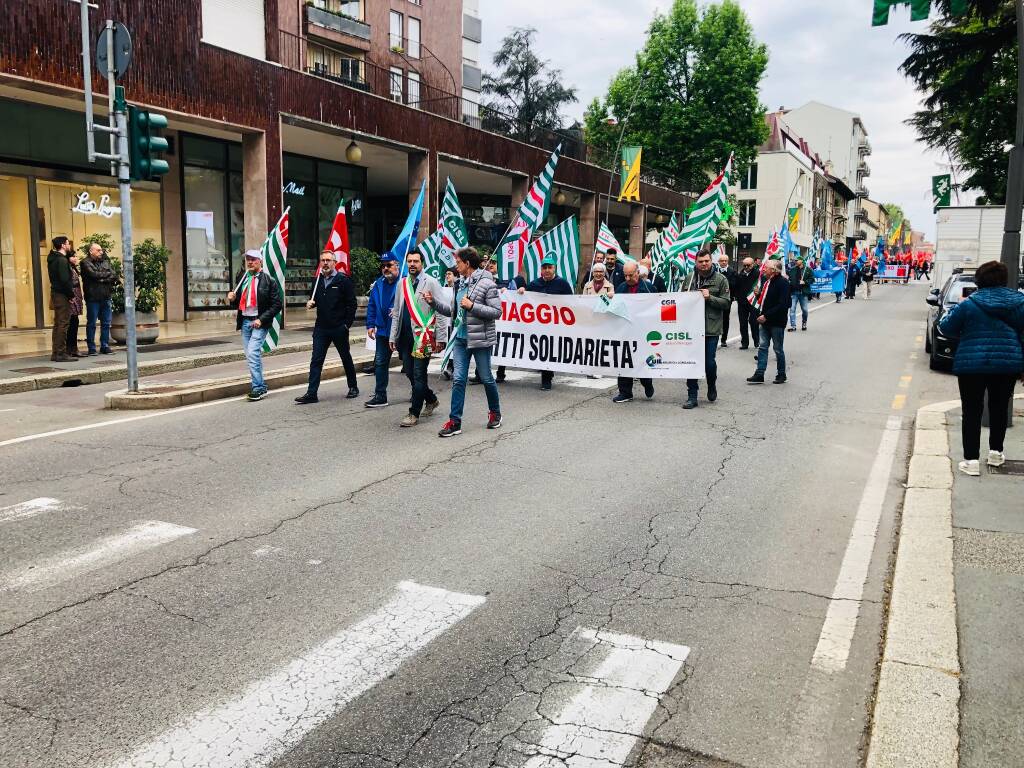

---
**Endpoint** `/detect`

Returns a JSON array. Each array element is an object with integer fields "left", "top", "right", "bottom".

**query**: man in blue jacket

[
  {"left": 523, "top": 255, "right": 573, "bottom": 390},
  {"left": 365, "top": 256, "right": 403, "bottom": 407}
]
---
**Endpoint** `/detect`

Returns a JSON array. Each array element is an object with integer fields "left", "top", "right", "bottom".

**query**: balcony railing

[
  {"left": 305, "top": 5, "right": 371, "bottom": 41},
  {"left": 858, "top": 138, "right": 872, "bottom": 155}
]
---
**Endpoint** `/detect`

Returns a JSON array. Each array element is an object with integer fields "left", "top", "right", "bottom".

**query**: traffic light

[{"left": 128, "top": 106, "right": 169, "bottom": 181}]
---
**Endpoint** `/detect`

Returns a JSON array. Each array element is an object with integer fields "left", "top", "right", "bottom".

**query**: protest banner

[
  {"left": 812, "top": 268, "right": 846, "bottom": 293},
  {"left": 879, "top": 265, "right": 908, "bottom": 281},
  {"left": 492, "top": 292, "right": 706, "bottom": 379}
]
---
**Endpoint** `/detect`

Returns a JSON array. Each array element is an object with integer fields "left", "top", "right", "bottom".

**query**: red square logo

[{"left": 660, "top": 301, "right": 677, "bottom": 322}]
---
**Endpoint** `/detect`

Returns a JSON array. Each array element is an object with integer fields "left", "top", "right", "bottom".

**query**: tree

[
  {"left": 899, "top": 0, "right": 1016, "bottom": 202},
  {"left": 583, "top": 0, "right": 768, "bottom": 193},
  {"left": 882, "top": 203, "right": 906, "bottom": 224},
  {"left": 481, "top": 27, "right": 578, "bottom": 144}
]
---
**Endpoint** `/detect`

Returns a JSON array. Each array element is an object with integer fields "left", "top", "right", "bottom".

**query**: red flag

[{"left": 323, "top": 201, "right": 351, "bottom": 276}]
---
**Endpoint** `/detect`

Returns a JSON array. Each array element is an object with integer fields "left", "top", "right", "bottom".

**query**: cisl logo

[
  {"left": 646, "top": 330, "right": 663, "bottom": 347},
  {"left": 660, "top": 299, "right": 677, "bottom": 322}
]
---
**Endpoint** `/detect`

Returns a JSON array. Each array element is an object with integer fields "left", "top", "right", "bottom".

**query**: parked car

[{"left": 925, "top": 269, "right": 977, "bottom": 371}]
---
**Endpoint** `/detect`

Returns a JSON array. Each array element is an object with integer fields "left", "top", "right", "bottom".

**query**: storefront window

[{"left": 0, "top": 176, "right": 34, "bottom": 328}]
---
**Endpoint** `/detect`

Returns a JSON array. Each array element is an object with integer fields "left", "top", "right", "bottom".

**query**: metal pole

[
  {"left": 79, "top": 0, "right": 95, "bottom": 161},
  {"left": 998, "top": 0, "right": 1024, "bottom": 288},
  {"left": 604, "top": 71, "right": 647, "bottom": 226},
  {"left": 115, "top": 106, "right": 139, "bottom": 392},
  {"left": 105, "top": 19, "right": 117, "bottom": 175}
]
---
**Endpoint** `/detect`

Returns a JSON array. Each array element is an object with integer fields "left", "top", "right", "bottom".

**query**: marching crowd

[{"left": 226, "top": 242, "right": 805, "bottom": 437}]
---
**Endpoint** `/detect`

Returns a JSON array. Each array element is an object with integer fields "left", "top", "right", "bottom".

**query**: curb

[
  {"left": 0, "top": 330, "right": 367, "bottom": 396},
  {"left": 104, "top": 349, "right": 378, "bottom": 409},
  {"left": 865, "top": 395, "right": 1024, "bottom": 767}
]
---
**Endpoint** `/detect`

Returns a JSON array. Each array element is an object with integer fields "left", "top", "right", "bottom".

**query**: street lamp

[{"left": 345, "top": 141, "right": 362, "bottom": 163}]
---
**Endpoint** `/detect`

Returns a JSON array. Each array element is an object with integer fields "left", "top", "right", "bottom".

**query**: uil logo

[{"left": 646, "top": 353, "right": 663, "bottom": 367}]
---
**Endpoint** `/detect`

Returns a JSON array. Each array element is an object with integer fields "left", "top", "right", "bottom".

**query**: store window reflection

[{"left": 0, "top": 176, "right": 33, "bottom": 328}]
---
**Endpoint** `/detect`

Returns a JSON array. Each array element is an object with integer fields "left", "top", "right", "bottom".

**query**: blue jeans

[
  {"left": 789, "top": 293, "right": 809, "bottom": 328},
  {"left": 449, "top": 338, "right": 500, "bottom": 423},
  {"left": 373, "top": 334, "right": 412, "bottom": 399},
  {"left": 241, "top": 318, "right": 267, "bottom": 392},
  {"left": 756, "top": 325, "right": 786, "bottom": 377},
  {"left": 687, "top": 336, "right": 720, "bottom": 397},
  {"left": 86, "top": 299, "right": 112, "bottom": 352}
]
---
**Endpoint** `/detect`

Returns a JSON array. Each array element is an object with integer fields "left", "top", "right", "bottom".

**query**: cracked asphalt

[{"left": 0, "top": 282, "right": 957, "bottom": 768}]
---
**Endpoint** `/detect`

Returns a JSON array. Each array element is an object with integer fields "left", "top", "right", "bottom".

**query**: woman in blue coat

[{"left": 939, "top": 261, "right": 1024, "bottom": 476}]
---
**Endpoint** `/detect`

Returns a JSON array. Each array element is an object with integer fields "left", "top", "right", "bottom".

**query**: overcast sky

[{"left": 479, "top": 0, "right": 966, "bottom": 241}]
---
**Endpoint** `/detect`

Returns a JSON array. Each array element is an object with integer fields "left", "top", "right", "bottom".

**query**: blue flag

[
  {"left": 391, "top": 180, "right": 426, "bottom": 276},
  {"left": 820, "top": 240, "right": 834, "bottom": 271}
]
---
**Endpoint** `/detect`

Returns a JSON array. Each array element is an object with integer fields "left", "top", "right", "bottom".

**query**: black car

[{"left": 925, "top": 270, "right": 977, "bottom": 370}]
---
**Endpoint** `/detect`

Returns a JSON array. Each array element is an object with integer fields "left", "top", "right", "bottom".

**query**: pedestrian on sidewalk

[
  {"left": 365, "top": 256, "right": 403, "bottom": 408},
  {"left": 787, "top": 257, "right": 812, "bottom": 331},
  {"left": 80, "top": 242, "right": 117, "bottom": 354},
  {"left": 735, "top": 257, "right": 759, "bottom": 350},
  {"left": 747, "top": 259, "right": 791, "bottom": 385},
  {"left": 683, "top": 247, "right": 730, "bottom": 409},
  {"left": 861, "top": 259, "right": 878, "bottom": 299},
  {"left": 425, "top": 247, "right": 502, "bottom": 437},
  {"left": 66, "top": 252, "right": 84, "bottom": 358},
  {"left": 522, "top": 255, "right": 573, "bottom": 391},
  {"left": 718, "top": 252, "right": 738, "bottom": 347},
  {"left": 295, "top": 250, "right": 359, "bottom": 405},
  {"left": 227, "top": 249, "right": 282, "bottom": 401},
  {"left": 47, "top": 236, "right": 77, "bottom": 362},
  {"left": 612, "top": 261, "right": 656, "bottom": 404},
  {"left": 938, "top": 260, "right": 1024, "bottom": 476},
  {"left": 389, "top": 250, "right": 448, "bottom": 426}
]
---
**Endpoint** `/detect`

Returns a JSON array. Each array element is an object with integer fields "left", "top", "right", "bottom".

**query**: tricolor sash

[{"left": 401, "top": 276, "right": 436, "bottom": 358}]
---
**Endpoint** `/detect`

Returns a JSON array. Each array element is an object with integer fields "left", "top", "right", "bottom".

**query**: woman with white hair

[{"left": 582, "top": 261, "right": 615, "bottom": 297}]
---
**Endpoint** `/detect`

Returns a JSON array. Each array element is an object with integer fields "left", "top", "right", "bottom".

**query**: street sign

[{"left": 95, "top": 22, "right": 132, "bottom": 78}]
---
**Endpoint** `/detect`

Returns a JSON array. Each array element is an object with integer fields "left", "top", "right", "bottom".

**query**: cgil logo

[
  {"left": 660, "top": 299, "right": 677, "bottom": 322},
  {"left": 646, "top": 330, "right": 662, "bottom": 347}
]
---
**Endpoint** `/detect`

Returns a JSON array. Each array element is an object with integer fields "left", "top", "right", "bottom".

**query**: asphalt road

[{"left": 0, "top": 280, "right": 959, "bottom": 768}]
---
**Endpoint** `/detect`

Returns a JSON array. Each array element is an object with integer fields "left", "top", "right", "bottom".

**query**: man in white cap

[{"left": 227, "top": 249, "right": 282, "bottom": 401}]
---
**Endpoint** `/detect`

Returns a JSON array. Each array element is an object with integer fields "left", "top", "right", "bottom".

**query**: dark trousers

[
  {"left": 687, "top": 337, "right": 719, "bottom": 398},
  {"left": 737, "top": 301, "right": 757, "bottom": 348},
  {"left": 307, "top": 326, "right": 357, "bottom": 396},
  {"left": 617, "top": 376, "right": 653, "bottom": 397},
  {"left": 541, "top": 370, "right": 554, "bottom": 387},
  {"left": 400, "top": 348, "right": 438, "bottom": 417},
  {"left": 50, "top": 293, "right": 71, "bottom": 357},
  {"left": 957, "top": 374, "right": 1017, "bottom": 461},
  {"left": 721, "top": 301, "right": 732, "bottom": 344},
  {"left": 374, "top": 335, "right": 413, "bottom": 398},
  {"left": 66, "top": 313, "right": 80, "bottom": 354}
]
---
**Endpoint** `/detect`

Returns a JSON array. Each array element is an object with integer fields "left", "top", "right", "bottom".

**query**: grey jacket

[
  {"left": 430, "top": 268, "right": 501, "bottom": 349},
  {"left": 389, "top": 272, "right": 450, "bottom": 346}
]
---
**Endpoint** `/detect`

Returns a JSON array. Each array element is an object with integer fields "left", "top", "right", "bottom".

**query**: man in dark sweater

[
  {"left": 523, "top": 255, "right": 573, "bottom": 390},
  {"left": 747, "top": 259, "right": 791, "bottom": 384},
  {"left": 717, "top": 252, "right": 738, "bottom": 347},
  {"left": 47, "top": 236, "right": 76, "bottom": 362},
  {"left": 295, "top": 250, "right": 359, "bottom": 403},
  {"left": 734, "top": 257, "right": 760, "bottom": 350}
]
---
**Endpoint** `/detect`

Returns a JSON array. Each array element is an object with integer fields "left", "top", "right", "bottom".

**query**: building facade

[{"left": 0, "top": 0, "right": 691, "bottom": 329}]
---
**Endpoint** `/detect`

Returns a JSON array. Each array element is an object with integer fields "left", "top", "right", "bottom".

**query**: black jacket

[
  {"left": 313, "top": 270, "right": 357, "bottom": 330},
  {"left": 80, "top": 255, "right": 118, "bottom": 302},
  {"left": 735, "top": 267, "right": 759, "bottom": 306},
  {"left": 231, "top": 271, "right": 283, "bottom": 330},
  {"left": 615, "top": 279, "right": 656, "bottom": 294},
  {"left": 47, "top": 250, "right": 74, "bottom": 298},
  {"left": 758, "top": 275, "right": 792, "bottom": 328},
  {"left": 721, "top": 266, "right": 739, "bottom": 299},
  {"left": 525, "top": 276, "right": 573, "bottom": 295},
  {"left": 651, "top": 274, "right": 668, "bottom": 292}
]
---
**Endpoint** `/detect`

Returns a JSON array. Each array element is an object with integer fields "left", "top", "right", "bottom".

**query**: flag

[
  {"left": 932, "top": 174, "right": 951, "bottom": 211},
  {"left": 872, "top": 0, "right": 931, "bottom": 26},
  {"left": 788, "top": 207, "right": 800, "bottom": 232},
  {"left": 389, "top": 180, "right": 426, "bottom": 277},
  {"left": 596, "top": 221, "right": 627, "bottom": 257},
  {"left": 418, "top": 177, "right": 468, "bottom": 280},
  {"left": 650, "top": 212, "right": 680, "bottom": 268},
  {"left": 820, "top": 239, "right": 835, "bottom": 271},
  {"left": 524, "top": 216, "right": 581, "bottom": 287},
  {"left": 888, "top": 218, "right": 903, "bottom": 247},
  {"left": 495, "top": 145, "right": 562, "bottom": 282},
  {"left": 666, "top": 154, "right": 734, "bottom": 274},
  {"left": 618, "top": 146, "right": 642, "bottom": 202},
  {"left": 322, "top": 200, "right": 350, "bottom": 276},
  {"left": 260, "top": 208, "right": 289, "bottom": 354}
]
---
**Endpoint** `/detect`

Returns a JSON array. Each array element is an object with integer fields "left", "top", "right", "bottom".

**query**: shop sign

[
  {"left": 283, "top": 181, "right": 306, "bottom": 196},
  {"left": 71, "top": 191, "right": 121, "bottom": 218}
]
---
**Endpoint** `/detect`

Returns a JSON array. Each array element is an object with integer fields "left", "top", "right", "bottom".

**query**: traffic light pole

[
  {"left": 999, "top": 0, "right": 1024, "bottom": 288},
  {"left": 114, "top": 101, "right": 139, "bottom": 392}
]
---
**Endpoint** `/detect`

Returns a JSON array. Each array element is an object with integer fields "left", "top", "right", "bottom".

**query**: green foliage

[
  {"left": 583, "top": 0, "right": 768, "bottom": 193},
  {"left": 899, "top": 0, "right": 1016, "bottom": 202},
  {"left": 350, "top": 246, "right": 381, "bottom": 296},
  {"left": 79, "top": 232, "right": 116, "bottom": 257},
  {"left": 475, "top": 243, "right": 494, "bottom": 259},
  {"left": 882, "top": 203, "right": 906, "bottom": 224},
  {"left": 109, "top": 239, "right": 169, "bottom": 314},
  {"left": 481, "top": 27, "right": 578, "bottom": 144}
]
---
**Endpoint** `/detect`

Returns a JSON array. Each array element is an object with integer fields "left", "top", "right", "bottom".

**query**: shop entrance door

[{"left": 0, "top": 175, "right": 37, "bottom": 328}]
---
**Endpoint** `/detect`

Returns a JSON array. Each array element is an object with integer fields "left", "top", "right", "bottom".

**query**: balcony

[
  {"left": 856, "top": 183, "right": 869, "bottom": 199},
  {"left": 858, "top": 138, "right": 872, "bottom": 156},
  {"left": 305, "top": 5, "right": 371, "bottom": 47},
  {"left": 857, "top": 160, "right": 870, "bottom": 178}
]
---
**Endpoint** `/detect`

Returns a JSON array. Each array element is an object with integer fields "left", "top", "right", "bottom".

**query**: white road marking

[
  {"left": 1, "top": 521, "right": 197, "bottom": 592},
  {"left": 523, "top": 627, "right": 690, "bottom": 767},
  {"left": 0, "top": 497, "right": 63, "bottom": 524},
  {"left": 0, "top": 408, "right": 15, "bottom": 412},
  {"left": 250, "top": 545, "right": 282, "bottom": 558},
  {"left": 107, "top": 580, "right": 485, "bottom": 768},
  {"left": 811, "top": 415, "right": 903, "bottom": 672}
]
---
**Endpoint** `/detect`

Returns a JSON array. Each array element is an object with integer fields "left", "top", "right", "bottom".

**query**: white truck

[{"left": 933, "top": 205, "right": 1024, "bottom": 286}]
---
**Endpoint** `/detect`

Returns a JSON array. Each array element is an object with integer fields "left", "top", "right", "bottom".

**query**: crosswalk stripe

[
  {"left": 522, "top": 627, "right": 690, "bottom": 767},
  {"left": 107, "top": 580, "right": 485, "bottom": 768},
  {"left": 1, "top": 521, "right": 197, "bottom": 592},
  {"left": 0, "top": 497, "right": 63, "bottom": 524}
]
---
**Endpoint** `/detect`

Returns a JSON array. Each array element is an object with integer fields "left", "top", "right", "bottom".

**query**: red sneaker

[{"left": 487, "top": 411, "right": 502, "bottom": 429}]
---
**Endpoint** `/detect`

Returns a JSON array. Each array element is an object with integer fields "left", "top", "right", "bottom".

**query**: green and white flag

[
  {"left": 496, "top": 144, "right": 561, "bottom": 282},
  {"left": 260, "top": 208, "right": 289, "bottom": 353},
  {"left": 523, "top": 216, "right": 581, "bottom": 287},
  {"left": 419, "top": 178, "right": 469, "bottom": 281},
  {"left": 666, "top": 154, "right": 733, "bottom": 277}
]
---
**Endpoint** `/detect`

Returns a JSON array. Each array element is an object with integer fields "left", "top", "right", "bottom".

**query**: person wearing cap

[
  {"left": 365, "top": 255, "right": 402, "bottom": 408},
  {"left": 582, "top": 261, "right": 615, "bottom": 296},
  {"left": 523, "top": 255, "right": 573, "bottom": 391},
  {"left": 227, "top": 248, "right": 283, "bottom": 401},
  {"left": 294, "top": 250, "right": 359, "bottom": 404}
]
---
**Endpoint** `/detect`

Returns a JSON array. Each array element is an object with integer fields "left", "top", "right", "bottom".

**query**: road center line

[
  {"left": 106, "top": 580, "right": 485, "bottom": 768},
  {"left": 810, "top": 415, "right": 903, "bottom": 673},
  {"left": 1, "top": 521, "right": 197, "bottom": 592},
  {"left": 0, "top": 497, "right": 62, "bottom": 524}
]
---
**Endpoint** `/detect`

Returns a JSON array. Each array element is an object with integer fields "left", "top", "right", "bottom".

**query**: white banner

[{"left": 493, "top": 292, "right": 706, "bottom": 379}]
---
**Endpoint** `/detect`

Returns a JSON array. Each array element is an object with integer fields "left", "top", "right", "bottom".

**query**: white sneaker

[
  {"left": 958, "top": 460, "right": 981, "bottom": 477},
  {"left": 987, "top": 450, "right": 1006, "bottom": 468}
]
